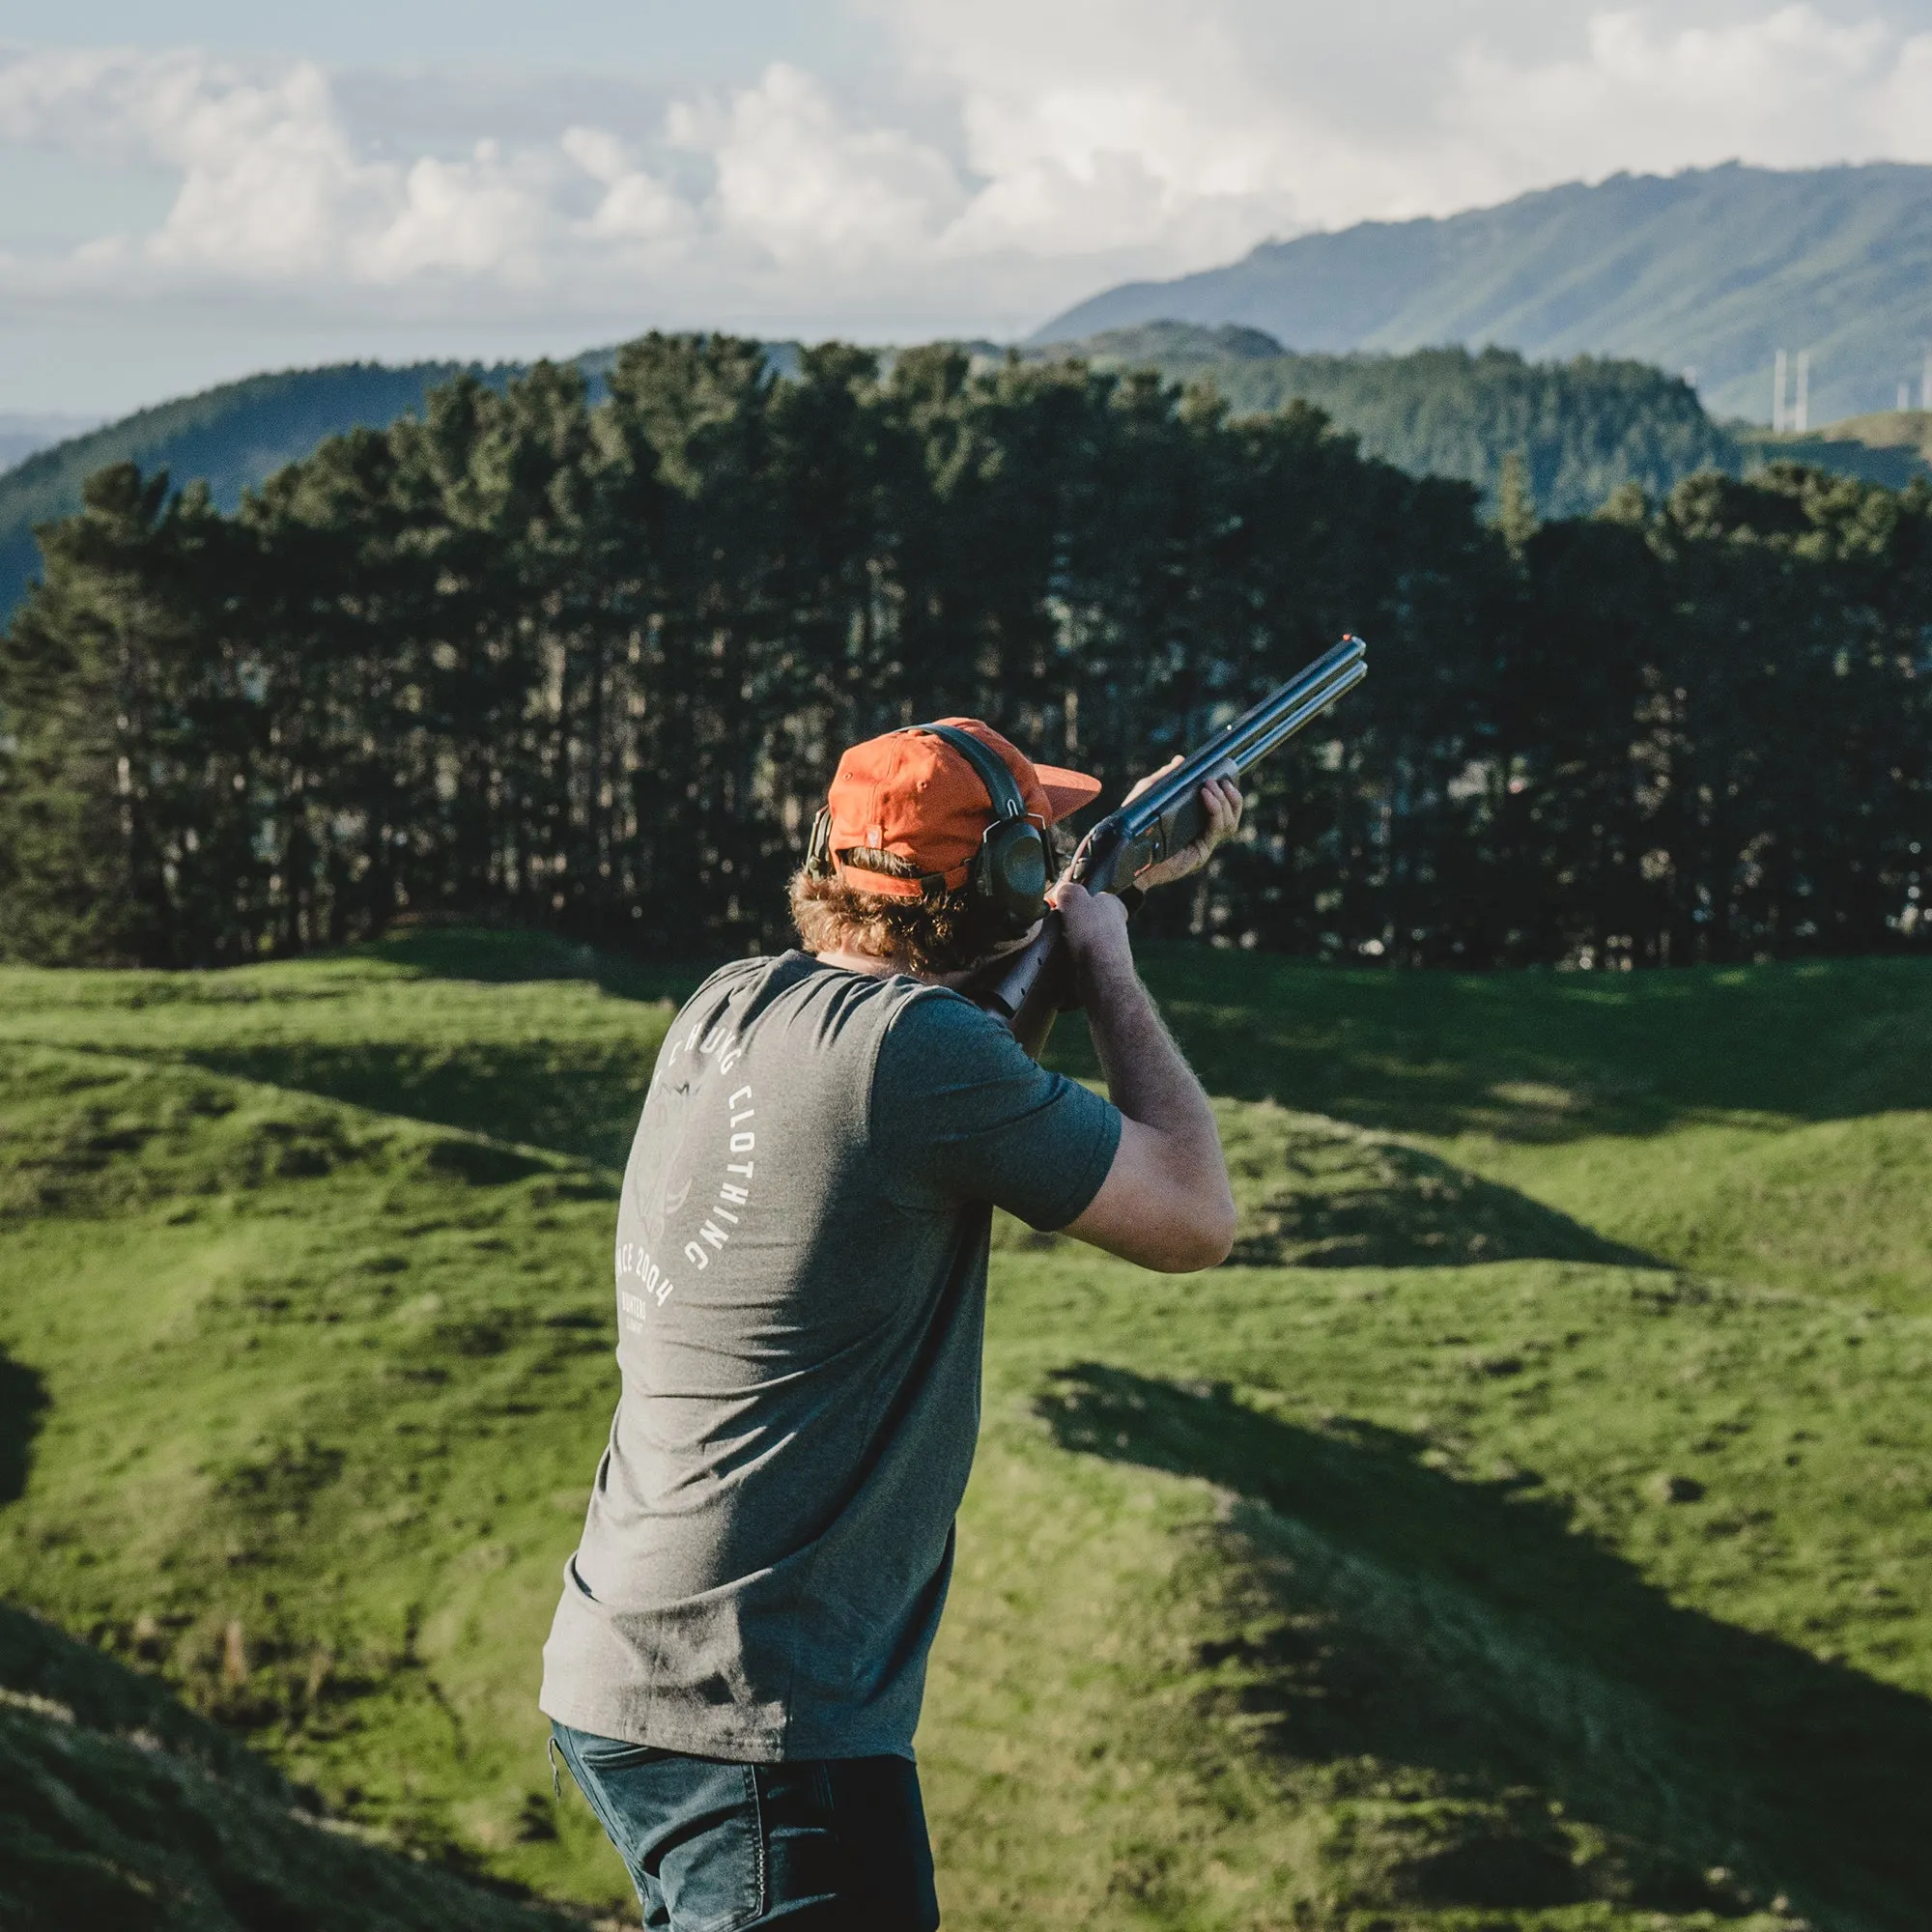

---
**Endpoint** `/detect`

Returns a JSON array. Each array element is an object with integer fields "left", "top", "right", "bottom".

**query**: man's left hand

[{"left": 1120, "top": 759, "right": 1244, "bottom": 890}]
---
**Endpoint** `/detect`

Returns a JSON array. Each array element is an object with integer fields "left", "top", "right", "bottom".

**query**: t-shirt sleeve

[{"left": 871, "top": 989, "right": 1122, "bottom": 1231}]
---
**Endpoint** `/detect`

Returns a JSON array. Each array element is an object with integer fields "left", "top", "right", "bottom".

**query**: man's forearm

[
  {"left": 1078, "top": 950, "right": 1224, "bottom": 1179},
  {"left": 1050, "top": 881, "right": 1236, "bottom": 1269}
]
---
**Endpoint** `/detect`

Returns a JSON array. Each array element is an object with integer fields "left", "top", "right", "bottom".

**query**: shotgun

[{"left": 969, "top": 635, "right": 1368, "bottom": 1057}]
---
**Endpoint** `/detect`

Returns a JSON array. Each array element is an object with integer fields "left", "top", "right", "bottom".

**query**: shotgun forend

[{"left": 968, "top": 636, "right": 1368, "bottom": 1057}]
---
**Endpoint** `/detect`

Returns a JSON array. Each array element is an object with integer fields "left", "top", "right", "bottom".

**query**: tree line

[
  {"left": 1053, "top": 327, "right": 1742, "bottom": 519},
  {"left": 1, "top": 333, "right": 1926, "bottom": 972}
]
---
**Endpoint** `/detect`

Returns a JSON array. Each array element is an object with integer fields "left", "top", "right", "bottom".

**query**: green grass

[
  {"left": 3, "top": 933, "right": 1930, "bottom": 1929},
  {"left": 0, "top": 1603, "right": 577, "bottom": 1930}
]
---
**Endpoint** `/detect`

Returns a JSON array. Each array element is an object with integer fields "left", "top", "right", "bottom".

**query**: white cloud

[
  {"left": 1450, "top": 7, "right": 1932, "bottom": 178},
  {"left": 3, "top": 5, "right": 1932, "bottom": 347},
  {"left": 562, "top": 128, "right": 694, "bottom": 242},
  {"left": 673, "top": 64, "right": 967, "bottom": 266},
  {"left": 877, "top": 0, "right": 1932, "bottom": 246},
  {"left": 0, "top": 49, "right": 571, "bottom": 288}
]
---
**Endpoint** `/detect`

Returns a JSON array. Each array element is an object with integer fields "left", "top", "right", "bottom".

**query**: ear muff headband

[
  {"left": 911, "top": 723, "right": 1050, "bottom": 937},
  {"left": 913, "top": 723, "right": 1028, "bottom": 826}
]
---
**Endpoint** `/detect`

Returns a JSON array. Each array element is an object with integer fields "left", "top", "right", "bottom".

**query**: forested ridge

[
  {"left": 10, "top": 327, "right": 1913, "bottom": 632},
  {"left": 1030, "top": 326, "right": 1749, "bottom": 516},
  {"left": 0, "top": 361, "right": 507, "bottom": 629},
  {"left": 1, "top": 332, "right": 1926, "bottom": 972}
]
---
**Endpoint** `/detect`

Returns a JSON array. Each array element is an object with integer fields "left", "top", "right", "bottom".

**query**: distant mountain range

[{"left": 1037, "top": 162, "right": 1932, "bottom": 426}]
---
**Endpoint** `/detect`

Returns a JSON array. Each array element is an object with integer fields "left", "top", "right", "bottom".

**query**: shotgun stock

[{"left": 967, "top": 636, "right": 1368, "bottom": 1057}]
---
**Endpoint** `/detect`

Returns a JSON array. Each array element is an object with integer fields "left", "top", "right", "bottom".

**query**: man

[{"left": 541, "top": 717, "right": 1242, "bottom": 1929}]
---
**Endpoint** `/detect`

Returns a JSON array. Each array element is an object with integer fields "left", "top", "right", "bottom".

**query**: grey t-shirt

[{"left": 539, "top": 951, "right": 1122, "bottom": 1761}]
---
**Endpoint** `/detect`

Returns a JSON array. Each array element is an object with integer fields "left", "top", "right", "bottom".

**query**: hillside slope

[
  {"left": 1037, "top": 161, "right": 1932, "bottom": 425},
  {"left": 1733, "top": 409, "right": 1932, "bottom": 491},
  {"left": 0, "top": 1602, "right": 575, "bottom": 1929},
  {"left": 0, "top": 363, "right": 497, "bottom": 626},
  {"left": 0, "top": 343, "right": 811, "bottom": 628},
  {"left": 0, "top": 413, "right": 101, "bottom": 476},
  {"left": 4, "top": 933, "right": 1931, "bottom": 1927},
  {"left": 1032, "top": 323, "right": 1932, "bottom": 510}
]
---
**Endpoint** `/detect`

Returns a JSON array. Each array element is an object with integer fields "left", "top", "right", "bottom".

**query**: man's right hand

[{"left": 1047, "top": 879, "right": 1133, "bottom": 995}]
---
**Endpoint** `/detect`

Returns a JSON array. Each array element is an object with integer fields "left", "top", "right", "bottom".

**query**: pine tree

[{"left": 3, "top": 336, "right": 1926, "bottom": 970}]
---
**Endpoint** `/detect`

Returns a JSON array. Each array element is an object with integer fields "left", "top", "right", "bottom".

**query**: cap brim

[{"left": 1032, "top": 761, "right": 1104, "bottom": 824}]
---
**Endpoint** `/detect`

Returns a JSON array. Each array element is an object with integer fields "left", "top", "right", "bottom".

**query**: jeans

[{"left": 551, "top": 1721, "right": 942, "bottom": 1931}]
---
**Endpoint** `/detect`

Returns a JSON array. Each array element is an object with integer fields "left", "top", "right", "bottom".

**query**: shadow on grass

[
  {"left": 0, "top": 1604, "right": 580, "bottom": 1930},
  {"left": 1038, "top": 1363, "right": 1931, "bottom": 1929},
  {"left": 343, "top": 924, "right": 704, "bottom": 1006},
  {"left": 1231, "top": 1138, "right": 1661, "bottom": 1270},
  {"left": 0, "top": 1351, "right": 47, "bottom": 1508},
  {"left": 0, "top": 1601, "right": 280, "bottom": 1793},
  {"left": 181, "top": 1043, "right": 647, "bottom": 1170}
]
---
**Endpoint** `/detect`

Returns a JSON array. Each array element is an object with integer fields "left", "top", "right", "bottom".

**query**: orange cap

[{"left": 820, "top": 719, "right": 1102, "bottom": 899}]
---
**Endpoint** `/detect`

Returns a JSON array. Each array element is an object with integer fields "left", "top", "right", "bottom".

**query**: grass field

[{"left": 2, "top": 930, "right": 1929, "bottom": 1930}]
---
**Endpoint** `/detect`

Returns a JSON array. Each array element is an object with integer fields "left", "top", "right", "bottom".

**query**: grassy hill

[
  {"left": 0, "top": 1603, "right": 577, "bottom": 1930},
  {"left": 1733, "top": 410, "right": 1932, "bottom": 492},
  {"left": 0, "top": 1607, "right": 576, "bottom": 1924},
  {"left": 1820, "top": 408, "right": 1932, "bottom": 462},
  {"left": 3, "top": 930, "right": 1931, "bottom": 1927},
  {"left": 1037, "top": 161, "right": 1932, "bottom": 426}
]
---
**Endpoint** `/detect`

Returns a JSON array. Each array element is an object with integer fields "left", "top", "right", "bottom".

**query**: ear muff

[{"left": 913, "top": 723, "right": 1051, "bottom": 938}]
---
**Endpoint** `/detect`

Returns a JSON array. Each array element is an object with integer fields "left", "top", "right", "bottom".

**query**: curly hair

[
  {"left": 790, "top": 819, "right": 1076, "bottom": 976},
  {"left": 787, "top": 862, "right": 1009, "bottom": 978}
]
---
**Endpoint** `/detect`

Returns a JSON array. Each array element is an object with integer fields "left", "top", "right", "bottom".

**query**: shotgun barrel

[{"left": 969, "top": 636, "right": 1368, "bottom": 1056}]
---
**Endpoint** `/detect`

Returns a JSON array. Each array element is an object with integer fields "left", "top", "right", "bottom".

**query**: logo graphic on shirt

[
  {"left": 642, "top": 1161, "right": 694, "bottom": 1244},
  {"left": 615, "top": 1018, "right": 760, "bottom": 1336},
  {"left": 635, "top": 1073, "right": 695, "bottom": 1247},
  {"left": 680, "top": 1083, "right": 755, "bottom": 1275}
]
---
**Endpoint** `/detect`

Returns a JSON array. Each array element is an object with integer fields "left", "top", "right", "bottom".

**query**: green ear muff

[
  {"left": 912, "top": 723, "right": 1051, "bottom": 938},
  {"left": 808, "top": 725, "right": 1051, "bottom": 935}
]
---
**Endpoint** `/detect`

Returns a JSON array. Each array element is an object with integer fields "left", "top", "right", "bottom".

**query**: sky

[{"left": 6, "top": 1, "right": 1932, "bottom": 414}]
